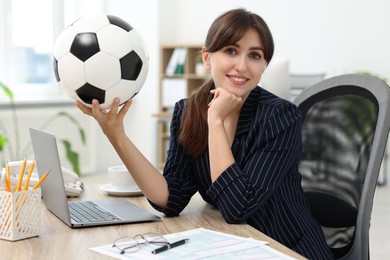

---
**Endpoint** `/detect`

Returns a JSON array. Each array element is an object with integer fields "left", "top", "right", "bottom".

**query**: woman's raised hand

[{"left": 76, "top": 97, "right": 132, "bottom": 139}]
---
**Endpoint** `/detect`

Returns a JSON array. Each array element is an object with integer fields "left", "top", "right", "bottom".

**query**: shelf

[
  {"left": 155, "top": 44, "right": 209, "bottom": 169},
  {"left": 152, "top": 112, "right": 173, "bottom": 122}
]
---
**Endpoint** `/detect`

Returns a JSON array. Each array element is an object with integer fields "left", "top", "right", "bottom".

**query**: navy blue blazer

[{"left": 151, "top": 87, "right": 334, "bottom": 259}]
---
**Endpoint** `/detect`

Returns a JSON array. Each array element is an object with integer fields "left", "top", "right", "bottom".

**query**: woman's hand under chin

[{"left": 207, "top": 88, "right": 243, "bottom": 123}]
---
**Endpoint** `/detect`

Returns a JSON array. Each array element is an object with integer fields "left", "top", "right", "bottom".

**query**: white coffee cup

[{"left": 108, "top": 165, "right": 138, "bottom": 190}]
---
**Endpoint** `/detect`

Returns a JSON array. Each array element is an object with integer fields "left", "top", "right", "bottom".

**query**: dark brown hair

[{"left": 178, "top": 8, "right": 274, "bottom": 157}]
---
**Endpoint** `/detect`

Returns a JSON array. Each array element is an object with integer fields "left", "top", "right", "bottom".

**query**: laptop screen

[{"left": 29, "top": 127, "right": 73, "bottom": 226}]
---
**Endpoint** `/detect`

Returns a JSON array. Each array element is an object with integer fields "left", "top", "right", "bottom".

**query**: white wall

[{"left": 160, "top": 0, "right": 390, "bottom": 81}]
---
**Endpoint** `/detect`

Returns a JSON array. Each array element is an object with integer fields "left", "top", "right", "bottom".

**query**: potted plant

[{"left": 0, "top": 81, "right": 86, "bottom": 175}]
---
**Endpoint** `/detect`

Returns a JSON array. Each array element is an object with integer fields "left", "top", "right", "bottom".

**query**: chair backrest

[{"left": 293, "top": 74, "right": 390, "bottom": 260}]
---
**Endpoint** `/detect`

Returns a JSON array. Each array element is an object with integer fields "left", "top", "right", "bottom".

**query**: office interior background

[{"left": 0, "top": 0, "right": 389, "bottom": 258}]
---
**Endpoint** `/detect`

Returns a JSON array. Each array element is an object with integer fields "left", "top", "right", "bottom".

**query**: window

[
  {"left": 11, "top": 0, "right": 54, "bottom": 86},
  {"left": 0, "top": 0, "right": 105, "bottom": 100}
]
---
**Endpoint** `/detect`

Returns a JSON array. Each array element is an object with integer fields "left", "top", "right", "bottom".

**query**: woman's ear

[{"left": 202, "top": 47, "right": 211, "bottom": 69}]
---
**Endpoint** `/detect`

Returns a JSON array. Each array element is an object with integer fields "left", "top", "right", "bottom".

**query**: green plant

[{"left": 0, "top": 81, "right": 86, "bottom": 175}]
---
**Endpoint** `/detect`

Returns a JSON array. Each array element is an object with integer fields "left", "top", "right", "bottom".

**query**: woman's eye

[
  {"left": 224, "top": 48, "right": 237, "bottom": 55},
  {"left": 249, "top": 52, "right": 262, "bottom": 60}
]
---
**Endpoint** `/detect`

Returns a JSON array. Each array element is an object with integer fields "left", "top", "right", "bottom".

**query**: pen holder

[{"left": 0, "top": 188, "right": 41, "bottom": 241}]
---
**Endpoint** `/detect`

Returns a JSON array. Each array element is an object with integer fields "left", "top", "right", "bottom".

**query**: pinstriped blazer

[{"left": 151, "top": 87, "right": 334, "bottom": 259}]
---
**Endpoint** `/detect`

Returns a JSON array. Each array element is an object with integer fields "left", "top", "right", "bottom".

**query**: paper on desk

[{"left": 90, "top": 228, "right": 296, "bottom": 259}]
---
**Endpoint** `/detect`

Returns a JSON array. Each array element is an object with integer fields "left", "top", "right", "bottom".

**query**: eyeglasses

[{"left": 112, "top": 233, "right": 168, "bottom": 254}]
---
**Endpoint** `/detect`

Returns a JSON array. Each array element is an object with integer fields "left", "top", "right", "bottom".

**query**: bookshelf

[{"left": 154, "top": 44, "right": 209, "bottom": 169}]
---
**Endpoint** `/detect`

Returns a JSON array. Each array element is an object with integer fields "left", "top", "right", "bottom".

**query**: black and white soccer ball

[{"left": 53, "top": 14, "right": 149, "bottom": 109}]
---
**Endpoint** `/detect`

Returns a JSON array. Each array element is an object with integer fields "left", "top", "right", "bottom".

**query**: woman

[{"left": 77, "top": 8, "right": 334, "bottom": 259}]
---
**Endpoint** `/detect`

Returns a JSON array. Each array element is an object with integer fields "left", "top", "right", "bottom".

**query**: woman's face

[{"left": 202, "top": 28, "right": 267, "bottom": 99}]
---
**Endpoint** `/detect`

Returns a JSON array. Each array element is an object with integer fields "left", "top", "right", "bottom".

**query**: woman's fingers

[
  {"left": 77, "top": 98, "right": 132, "bottom": 124},
  {"left": 208, "top": 89, "right": 218, "bottom": 106},
  {"left": 76, "top": 100, "right": 93, "bottom": 116},
  {"left": 118, "top": 99, "right": 132, "bottom": 118},
  {"left": 91, "top": 99, "right": 104, "bottom": 119},
  {"left": 107, "top": 98, "right": 120, "bottom": 118}
]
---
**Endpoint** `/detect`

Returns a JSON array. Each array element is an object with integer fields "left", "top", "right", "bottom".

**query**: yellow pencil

[
  {"left": 15, "top": 158, "right": 27, "bottom": 192},
  {"left": 32, "top": 170, "right": 50, "bottom": 190},
  {"left": 5, "top": 162, "right": 11, "bottom": 192},
  {"left": 6, "top": 161, "right": 11, "bottom": 184},
  {"left": 22, "top": 160, "right": 35, "bottom": 191},
  {"left": 3, "top": 172, "right": 11, "bottom": 192}
]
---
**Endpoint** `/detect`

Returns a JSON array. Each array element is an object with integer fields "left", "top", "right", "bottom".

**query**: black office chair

[{"left": 293, "top": 74, "right": 390, "bottom": 260}]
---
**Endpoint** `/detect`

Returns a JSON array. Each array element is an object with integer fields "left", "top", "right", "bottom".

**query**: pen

[{"left": 151, "top": 239, "right": 189, "bottom": 254}]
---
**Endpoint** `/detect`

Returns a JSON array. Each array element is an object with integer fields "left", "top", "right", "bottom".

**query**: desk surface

[{"left": 0, "top": 174, "right": 305, "bottom": 259}]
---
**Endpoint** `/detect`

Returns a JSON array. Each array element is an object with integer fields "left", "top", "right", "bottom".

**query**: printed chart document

[{"left": 90, "top": 228, "right": 297, "bottom": 259}]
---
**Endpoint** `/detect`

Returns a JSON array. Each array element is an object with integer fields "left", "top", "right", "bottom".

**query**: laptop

[{"left": 29, "top": 127, "right": 160, "bottom": 228}]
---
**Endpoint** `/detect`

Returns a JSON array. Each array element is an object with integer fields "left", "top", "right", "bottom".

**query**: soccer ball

[{"left": 53, "top": 14, "right": 149, "bottom": 109}]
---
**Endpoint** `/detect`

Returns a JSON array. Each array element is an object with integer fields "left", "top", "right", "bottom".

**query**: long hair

[{"left": 178, "top": 8, "right": 274, "bottom": 157}]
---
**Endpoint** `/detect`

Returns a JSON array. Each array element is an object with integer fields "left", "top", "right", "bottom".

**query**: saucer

[{"left": 100, "top": 184, "right": 143, "bottom": 197}]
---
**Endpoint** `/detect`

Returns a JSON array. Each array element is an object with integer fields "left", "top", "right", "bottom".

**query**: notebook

[{"left": 29, "top": 127, "right": 160, "bottom": 228}]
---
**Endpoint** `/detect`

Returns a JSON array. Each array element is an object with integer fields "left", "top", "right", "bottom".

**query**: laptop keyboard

[{"left": 68, "top": 201, "right": 122, "bottom": 223}]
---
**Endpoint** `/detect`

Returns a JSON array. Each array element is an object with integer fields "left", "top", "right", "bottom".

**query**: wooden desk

[{"left": 0, "top": 174, "right": 305, "bottom": 259}]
